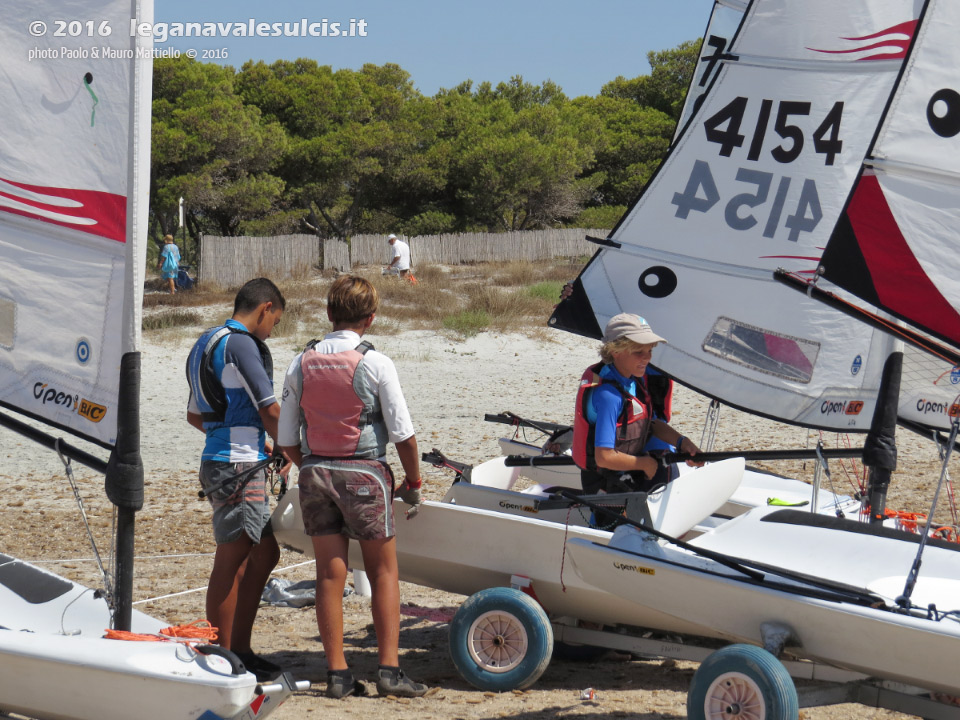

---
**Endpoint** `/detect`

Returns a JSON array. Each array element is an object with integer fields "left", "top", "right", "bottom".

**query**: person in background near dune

[
  {"left": 384, "top": 233, "right": 411, "bottom": 278},
  {"left": 185, "top": 278, "right": 288, "bottom": 682},
  {"left": 158, "top": 234, "right": 181, "bottom": 294},
  {"left": 277, "top": 275, "right": 427, "bottom": 699},
  {"left": 572, "top": 313, "right": 702, "bottom": 495}
]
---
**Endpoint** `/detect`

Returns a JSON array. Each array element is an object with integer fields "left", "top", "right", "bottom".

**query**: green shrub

[
  {"left": 442, "top": 309, "right": 490, "bottom": 337},
  {"left": 526, "top": 281, "right": 563, "bottom": 302}
]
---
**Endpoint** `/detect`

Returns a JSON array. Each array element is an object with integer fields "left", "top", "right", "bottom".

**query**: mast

[
  {"left": 105, "top": 354, "right": 144, "bottom": 630},
  {"left": 864, "top": 352, "right": 902, "bottom": 523}
]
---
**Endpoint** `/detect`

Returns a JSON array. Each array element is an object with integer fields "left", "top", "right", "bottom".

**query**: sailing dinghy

[
  {"left": 0, "top": 2, "right": 306, "bottom": 718},
  {"left": 551, "top": 0, "right": 960, "bottom": 716}
]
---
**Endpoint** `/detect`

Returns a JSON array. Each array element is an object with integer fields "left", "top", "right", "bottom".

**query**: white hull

[
  {"left": 566, "top": 510, "right": 960, "bottom": 695},
  {"left": 0, "top": 632, "right": 258, "bottom": 720},
  {"left": 275, "top": 491, "right": 725, "bottom": 635},
  {"left": 272, "top": 456, "right": 848, "bottom": 632},
  {"left": 0, "top": 556, "right": 272, "bottom": 720}
]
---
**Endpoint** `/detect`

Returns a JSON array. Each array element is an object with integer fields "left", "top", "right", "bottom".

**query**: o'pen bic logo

[
  {"left": 76, "top": 338, "right": 91, "bottom": 366},
  {"left": 851, "top": 355, "right": 862, "bottom": 376},
  {"left": 951, "top": 366, "right": 960, "bottom": 385}
]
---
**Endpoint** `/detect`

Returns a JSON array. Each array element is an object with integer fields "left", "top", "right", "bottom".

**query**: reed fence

[
  {"left": 198, "top": 234, "right": 319, "bottom": 288},
  {"left": 197, "top": 229, "right": 604, "bottom": 288}
]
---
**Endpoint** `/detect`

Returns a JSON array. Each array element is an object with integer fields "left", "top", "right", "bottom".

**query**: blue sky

[{"left": 154, "top": 1, "right": 713, "bottom": 97}]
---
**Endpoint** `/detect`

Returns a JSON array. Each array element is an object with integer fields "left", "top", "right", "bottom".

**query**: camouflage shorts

[
  {"left": 298, "top": 458, "right": 395, "bottom": 540},
  {"left": 199, "top": 460, "right": 273, "bottom": 545}
]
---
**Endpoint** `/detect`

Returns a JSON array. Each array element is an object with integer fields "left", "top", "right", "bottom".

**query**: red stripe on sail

[
  {"left": 0, "top": 176, "right": 126, "bottom": 243},
  {"left": 808, "top": 20, "right": 917, "bottom": 61},
  {"left": 847, "top": 174, "right": 960, "bottom": 344}
]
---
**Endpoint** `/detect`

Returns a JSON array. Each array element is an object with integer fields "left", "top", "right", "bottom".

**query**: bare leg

[
  {"left": 230, "top": 534, "right": 280, "bottom": 652},
  {"left": 167, "top": 277, "right": 176, "bottom": 294},
  {"left": 206, "top": 535, "right": 253, "bottom": 649},
  {"left": 358, "top": 536, "right": 400, "bottom": 666},
  {"left": 312, "top": 534, "right": 350, "bottom": 670}
]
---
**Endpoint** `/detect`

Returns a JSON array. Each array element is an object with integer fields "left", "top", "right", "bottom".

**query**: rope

[
  {"left": 933, "top": 428, "right": 960, "bottom": 535},
  {"left": 899, "top": 415, "right": 960, "bottom": 606},
  {"left": 132, "top": 559, "right": 317, "bottom": 605},
  {"left": 55, "top": 439, "right": 114, "bottom": 611},
  {"left": 813, "top": 442, "right": 846, "bottom": 518},
  {"left": 104, "top": 619, "right": 218, "bottom": 644},
  {"left": 699, "top": 399, "right": 721, "bottom": 453}
]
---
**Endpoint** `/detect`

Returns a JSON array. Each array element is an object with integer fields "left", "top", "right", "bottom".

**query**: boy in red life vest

[
  {"left": 276, "top": 275, "right": 427, "bottom": 699},
  {"left": 572, "top": 313, "right": 702, "bottom": 494}
]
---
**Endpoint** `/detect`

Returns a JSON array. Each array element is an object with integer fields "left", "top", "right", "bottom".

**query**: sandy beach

[{"left": 1, "top": 292, "right": 948, "bottom": 720}]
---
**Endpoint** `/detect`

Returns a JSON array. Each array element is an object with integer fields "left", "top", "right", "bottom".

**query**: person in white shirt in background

[{"left": 384, "top": 233, "right": 411, "bottom": 278}]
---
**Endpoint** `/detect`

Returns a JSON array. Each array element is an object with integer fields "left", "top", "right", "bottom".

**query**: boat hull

[
  {"left": 566, "top": 515, "right": 960, "bottom": 696},
  {"left": 0, "top": 556, "right": 260, "bottom": 720}
]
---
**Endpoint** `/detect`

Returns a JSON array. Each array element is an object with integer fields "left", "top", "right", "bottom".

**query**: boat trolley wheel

[
  {"left": 687, "top": 644, "right": 799, "bottom": 720},
  {"left": 449, "top": 587, "right": 553, "bottom": 691}
]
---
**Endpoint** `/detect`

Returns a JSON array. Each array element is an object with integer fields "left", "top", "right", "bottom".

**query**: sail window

[
  {"left": 702, "top": 317, "right": 818, "bottom": 383},
  {"left": 0, "top": 297, "right": 14, "bottom": 349}
]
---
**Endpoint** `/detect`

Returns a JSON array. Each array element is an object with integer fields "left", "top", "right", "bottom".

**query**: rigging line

[
  {"left": 132, "top": 559, "right": 318, "bottom": 606},
  {"left": 898, "top": 416, "right": 960, "bottom": 607},
  {"left": 932, "top": 428, "right": 960, "bottom": 534},
  {"left": 699, "top": 398, "right": 721, "bottom": 453},
  {"left": 815, "top": 442, "right": 846, "bottom": 518},
  {"left": 55, "top": 438, "right": 114, "bottom": 608},
  {"left": 21, "top": 552, "right": 217, "bottom": 564}
]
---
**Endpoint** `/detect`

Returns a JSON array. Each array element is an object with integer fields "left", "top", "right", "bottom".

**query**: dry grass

[
  {"left": 144, "top": 259, "right": 577, "bottom": 341},
  {"left": 142, "top": 309, "right": 204, "bottom": 332}
]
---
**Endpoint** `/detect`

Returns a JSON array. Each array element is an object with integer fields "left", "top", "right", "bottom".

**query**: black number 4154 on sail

[{"left": 703, "top": 97, "right": 844, "bottom": 166}]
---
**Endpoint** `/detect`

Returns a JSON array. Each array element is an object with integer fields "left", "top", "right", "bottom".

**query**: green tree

[
  {"left": 445, "top": 79, "right": 602, "bottom": 231},
  {"left": 238, "top": 60, "right": 447, "bottom": 239},
  {"left": 601, "top": 39, "right": 702, "bottom": 120},
  {"left": 575, "top": 95, "right": 675, "bottom": 207},
  {"left": 151, "top": 58, "right": 287, "bottom": 241}
]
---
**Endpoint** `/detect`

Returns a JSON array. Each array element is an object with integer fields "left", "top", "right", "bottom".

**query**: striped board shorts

[{"left": 298, "top": 457, "right": 396, "bottom": 540}]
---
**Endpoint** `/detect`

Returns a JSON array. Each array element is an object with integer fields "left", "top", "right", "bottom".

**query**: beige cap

[{"left": 602, "top": 313, "right": 667, "bottom": 345}]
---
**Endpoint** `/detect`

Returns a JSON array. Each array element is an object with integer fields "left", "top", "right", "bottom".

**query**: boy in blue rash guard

[
  {"left": 186, "top": 277, "right": 287, "bottom": 681},
  {"left": 574, "top": 313, "right": 702, "bottom": 495}
]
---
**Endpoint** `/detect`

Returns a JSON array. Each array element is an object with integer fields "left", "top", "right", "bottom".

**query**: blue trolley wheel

[
  {"left": 688, "top": 643, "right": 798, "bottom": 720},
  {"left": 449, "top": 587, "right": 553, "bottom": 692}
]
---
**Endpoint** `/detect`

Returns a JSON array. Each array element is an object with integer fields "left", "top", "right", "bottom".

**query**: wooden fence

[
  {"left": 198, "top": 234, "right": 319, "bottom": 287},
  {"left": 350, "top": 228, "right": 602, "bottom": 267},
  {"left": 198, "top": 228, "right": 604, "bottom": 288}
]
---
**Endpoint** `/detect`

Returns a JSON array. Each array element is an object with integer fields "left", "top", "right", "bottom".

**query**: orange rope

[{"left": 104, "top": 619, "right": 218, "bottom": 643}]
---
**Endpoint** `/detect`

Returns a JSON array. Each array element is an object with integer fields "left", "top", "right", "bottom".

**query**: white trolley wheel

[
  {"left": 687, "top": 644, "right": 798, "bottom": 720},
  {"left": 449, "top": 587, "right": 553, "bottom": 691}
]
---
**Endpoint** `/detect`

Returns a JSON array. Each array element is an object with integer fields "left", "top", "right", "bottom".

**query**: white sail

[
  {"left": 0, "top": 1, "right": 153, "bottom": 447},
  {"left": 553, "top": 0, "right": 924, "bottom": 432},
  {"left": 816, "top": 0, "right": 960, "bottom": 432}
]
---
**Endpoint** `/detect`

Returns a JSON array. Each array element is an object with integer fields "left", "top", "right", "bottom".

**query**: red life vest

[
  {"left": 572, "top": 362, "right": 653, "bottom": 490},
  {"left": 299, "top": 340, "right": 386, "bottom": 459}
]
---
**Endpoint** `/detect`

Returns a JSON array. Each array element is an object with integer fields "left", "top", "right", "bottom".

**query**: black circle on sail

[
  {"left": 638, "top": 266, "right": 677, "bottom": 299},
  {"left": 927, "top": 89, "right": 960, "bottom": 138}
]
